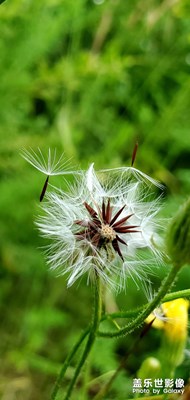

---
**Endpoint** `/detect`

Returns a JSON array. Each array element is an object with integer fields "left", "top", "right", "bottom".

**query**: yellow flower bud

[
  {"left": 146, "top": 299, "right": 189, "bottom": 377},
  {"left": 162, "top": 298, "right": 189, "bottom": 341},
  {"left": 146, "top": 299, "right": 189, "bottom": 340}
]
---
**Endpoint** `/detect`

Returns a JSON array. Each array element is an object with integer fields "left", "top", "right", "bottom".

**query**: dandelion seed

[
  {"left": 21, "top": 147, "right": 73, "bottom": 176},
  {"left": 21, "top": 148, "right": 76, "bottom": 201},
  {"left": 36, "top": 164, "right": 163, "bottom": 291}
]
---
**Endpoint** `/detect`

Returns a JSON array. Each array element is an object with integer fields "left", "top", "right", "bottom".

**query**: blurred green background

[{"left": 0, "top": 0, "right": 190, "bottom": 399}]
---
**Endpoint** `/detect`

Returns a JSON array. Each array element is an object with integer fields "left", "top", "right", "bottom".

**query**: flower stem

[
  {"left": 93, "top": 319, "right": 156, "bottom": 400},
  {"left": 51, "top": 269, "right": 188, "bottom": 398},
  {"left": 63, "top": 276, "right": 102, "bottom": 400},
  {"left": 163, "top": 288, "right": 190, "bottom": 302},
  {"left": 101, "top": 306, "right": 144, "bottom": 321},
  {"left": 126, "top": 396, "right": 165, "bottom": 400},
  {"left": 98, "top": 264, "right": 180, "bottom": 338},
  {"left": 101, "top": 287, "right": 190, "bottom": 322},
  {"left": 51, "top": 328, "right": 89, "bottom": 400}
]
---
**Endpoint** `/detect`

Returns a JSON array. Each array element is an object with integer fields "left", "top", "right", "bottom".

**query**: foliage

[{"left": 0, "top": 0, "right": 190, "bottom": 399}]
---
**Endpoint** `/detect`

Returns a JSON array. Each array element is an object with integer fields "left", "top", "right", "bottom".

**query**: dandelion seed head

[{"left": 36, "top": 164, "right": 164, "bottom": 291}]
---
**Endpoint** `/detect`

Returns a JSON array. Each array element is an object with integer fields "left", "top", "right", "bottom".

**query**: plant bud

[
  {"left": 137, "top": 357, "right": 161, "bottom": 381},
  {"left": 158, "top": 298, "right": 189, "bottom": 376},
  {"left": 145, "top": 299, "right": 189, "bottom": 379},
  {"left": 167, "top": 198, "right": 190, "bottom": 268}
]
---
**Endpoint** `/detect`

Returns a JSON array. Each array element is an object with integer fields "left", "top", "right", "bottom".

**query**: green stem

[
  {"left": 51, "top": 275, "right": 189, "bottom": 398},
  {"left": 101, "top": 306, "right": 144, "bottom": 322},
  {"left": 51, "top": 328, "right": 89, "bottom": 400},
  {"left": 126, "top": 396, "right": 165, "bottom": 400},
  {"left": 163, "top": 288, "right": 190, "bottom": 301},
  {"left": 93, "top": 369, "right": 119, "bottom": 400},
  {"left": 101, "top": 287, "right": 190, "bottom": 322},
  {"left": 93, "top": 319, "right": 156, "bottom": 400},
  {"left": 98, "top": 264, "right": 180, "bottom": 338},
  {"left": 63, "top": 276, "right": 102, "bottom": 400}
]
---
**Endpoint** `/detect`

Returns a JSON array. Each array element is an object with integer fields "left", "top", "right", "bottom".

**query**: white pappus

[{"left": 36, "top": 163, "right": 164, "bottom": 291}]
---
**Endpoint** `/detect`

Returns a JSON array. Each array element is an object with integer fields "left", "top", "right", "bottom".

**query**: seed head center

[{"left": 100, "top": 224, "right": 116, "bottom": 241}]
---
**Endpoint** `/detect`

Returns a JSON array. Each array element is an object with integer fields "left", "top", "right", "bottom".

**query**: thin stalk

[
  {"left": 63, "top": 276, "right": 102, "bottom": 400},
  {"left": 98, "top": 264, "right": 180, "bottom": 338},
  {"left": 126, "top": 396, "right": 164, "bottom": 400},
  {"left": 101, "top": 306, "right": 144, "bottom": 322},
  {"left": 51, "top": 273, "right": 188, "bottom": 398},
  {"left": 80, "top": 351, "right": 92, "bottom": 400},
  {"left": 163, "top": 288, "right": 190, "bottom": 302},
  {"left": 101, "top": 287, "right": 190, "bottom": 322},
  {"left": 93, "top": 319, "right": 156, "bottom": 400},
  {"left": 51, "top": 328, "right": 89, "bottom": 400}
]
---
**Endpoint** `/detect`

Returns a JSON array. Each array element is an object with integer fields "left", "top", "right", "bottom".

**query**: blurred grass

[{"left": 0, "top": 0, "right": 190, "bottom": 399}]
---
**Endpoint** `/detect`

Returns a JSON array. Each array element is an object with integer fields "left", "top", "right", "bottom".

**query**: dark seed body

[
  {"left": 74, "top": 199, "right": 140, "bottom": 261},
  {"left": 40, "top": 176, "right": 49, "bottom": 202}
]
